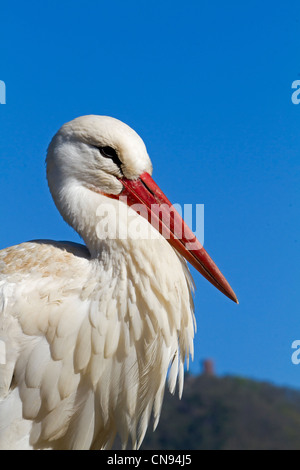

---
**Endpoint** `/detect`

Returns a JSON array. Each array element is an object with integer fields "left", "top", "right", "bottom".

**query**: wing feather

[{"left": 0, "top": 238, "right": 195, "bottom": 450}]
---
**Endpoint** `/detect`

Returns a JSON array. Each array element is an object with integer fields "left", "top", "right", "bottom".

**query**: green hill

[{"left": 140, "top": 374, "right": 300, "bottom": 450}]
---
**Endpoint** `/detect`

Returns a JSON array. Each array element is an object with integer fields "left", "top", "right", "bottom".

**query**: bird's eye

[
  {"left": 99, "top": 146, "right": 118, "bottom": 159},
  {"left": 99, "top": 146, "right": 123, "bottom": 171}
]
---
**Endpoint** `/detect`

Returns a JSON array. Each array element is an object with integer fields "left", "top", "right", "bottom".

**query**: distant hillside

[{"left": 140, "top": 374, "right": 300, "bottom": 450}]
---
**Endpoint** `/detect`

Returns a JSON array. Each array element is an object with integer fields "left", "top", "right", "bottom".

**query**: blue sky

[{"left": 0, "top": 1, "right": 299, "bottom": 389}]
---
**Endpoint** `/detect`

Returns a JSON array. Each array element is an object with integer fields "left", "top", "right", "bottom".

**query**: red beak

[{"left": 117, "top": 172, "right": 238, "bottom": 303}]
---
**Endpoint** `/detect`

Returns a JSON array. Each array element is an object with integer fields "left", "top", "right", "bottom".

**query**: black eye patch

[{"left": 98, "top": 146, "right": 123, "bottom": 172}]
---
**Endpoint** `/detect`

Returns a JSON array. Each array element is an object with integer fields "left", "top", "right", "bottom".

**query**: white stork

[{"left": 0, "top": 115, "right": 237, "bottom": 450}]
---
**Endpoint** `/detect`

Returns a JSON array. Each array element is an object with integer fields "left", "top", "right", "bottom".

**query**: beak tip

[{"left": 230, "top": 292, "right": 239, "bottom": 304}]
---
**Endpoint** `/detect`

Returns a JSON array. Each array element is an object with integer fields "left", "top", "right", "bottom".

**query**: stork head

[
  {"left": 47, "top": 115, "right": 152, "bottom": 195},
  {"left": 47, "top": 115, "right": 238, "bottom": 303}
]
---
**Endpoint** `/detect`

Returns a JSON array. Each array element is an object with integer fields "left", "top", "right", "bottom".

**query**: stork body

[{"left": 0, "top": 116, "right": 237, "bottom": 449}]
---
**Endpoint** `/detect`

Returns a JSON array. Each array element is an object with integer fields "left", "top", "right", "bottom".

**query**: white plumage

[{"left": 0, "top": 115, "right": 236, "bottom": 450}]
